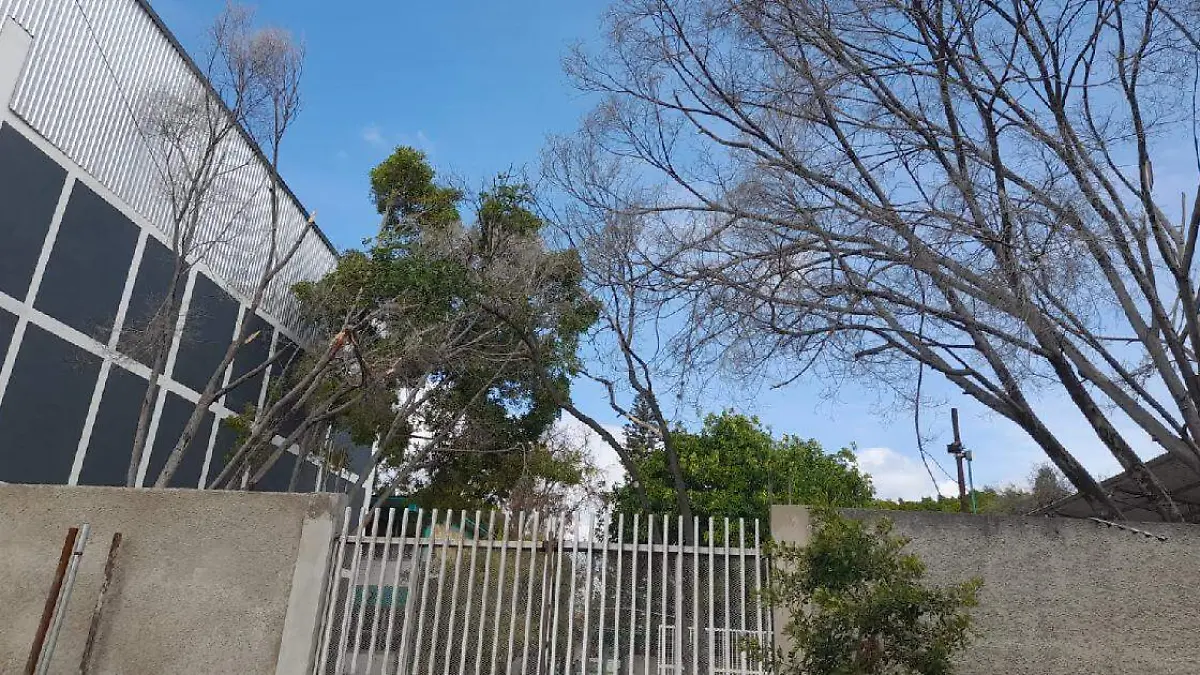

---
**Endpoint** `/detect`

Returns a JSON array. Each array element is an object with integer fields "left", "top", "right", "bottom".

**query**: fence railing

[{"left": 314, "top": 509, "right": 773, "bottom": 675}]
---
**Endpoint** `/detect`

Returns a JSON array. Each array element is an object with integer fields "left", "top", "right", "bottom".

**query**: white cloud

[
  {"left": 855, "top": 446, "right": 958, "bottom": 500},
  {"left": 554, "top": 415, "right": 626, "bottom": 489},
  {"left": 360, "top": 125, "right": 435, "bottom": 155},
  {"left": 361, "top": 124, "right": 386, "bottom": 148}
]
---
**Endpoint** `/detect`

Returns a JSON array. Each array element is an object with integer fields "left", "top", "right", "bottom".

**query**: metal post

[
  {"left": 80, "top": 532, "right": 122, "bottom": 675},
  {"left": 948, "top": 408, "right": 969, "bottom": 513},
  {"left": 26, "top": 528, "right": 79, "bottom": 675},
  {"left": 37, "top": 523, "right": 90, "bottom": 675}
]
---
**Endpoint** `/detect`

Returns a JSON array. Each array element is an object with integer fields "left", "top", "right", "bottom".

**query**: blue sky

[{"left": 148, "top": 0, "right": 1136, "bottom": 498}]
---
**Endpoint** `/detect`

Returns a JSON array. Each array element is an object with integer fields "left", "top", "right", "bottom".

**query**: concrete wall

[
  {"left": 0, "top": 485, "right": 342, "bottom": 675},
  {"left": 772, "top": 506, "right": 1200, "bottom": 675}
]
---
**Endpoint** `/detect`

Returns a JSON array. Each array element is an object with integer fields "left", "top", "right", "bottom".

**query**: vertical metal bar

[
  {"left": 396, "top": 508, "right": 427, "bottom": 675},
  {"left": 26, "top": 527, "right": 79, "bottom": 675},
  {"left": 420, "top": 509, "right": 453, "bottom": 675},
  {"left": 628, "top": 513, "right": 638, "bottom": 675},
  {"left": 612, "top": 513, "right": 625, "bottom": 674},
  {"left": 754, "top": 520, "right": 765, "bottom": 667},
  {"left": 579, "top": 516, "right": 596, "bottom": 675},
  {"left": 536, "top": 516, "right": 557, "bottom": 675},
  {"left": 381, "top": 507, "right": 413, "bottom": 672},
  {"left": 504, "top": 512, "right": 528, "bottom": 675},
  {"left": 316, "top": 507, "right": 351, "bottom": 675},
  {"left": 488, "top": 512, "right": 513, "bottom": 675},
  {"left": 427, "top": 510, "right": 458, "bottom": 675},
  {"left": 36, "top": 524, "right": 89, "bottom": 675},
  {"left": 457, "top": 510, "right": 484, "bottom": 675},
  {"left": 564, "top": 518, "right": 581, "bottom": 675},
  {"left": 723, "top": 518, "right": 731, "bottom": 672},
  {"left": 549, "top": 516, "right": 568, "bottom": 675},
  {"left": 738, "top": 518, "right": 747, "bottom": 671},
  {"left": 411, "top": 508, "right": 441, "bottom": 675},
  {"left": 596, "top": 515, "right": 613, "bottom": 675},
  {"left": 671, "top": 515, "right": 680, "bottom": 675},
  {"left": 80, "top": 532, "right": 122, "bottom": 675},
  {"left": 692, "top": 516, "right": 699, "bottom": 675},
  {"left": 347, "top": 509, "right": 381, "bottom": 674},
  {"left": 643, "top": 515, "right": 653, "bottom": 675},
  {"left": 332, "top": 511, "right": 366, "bottom": 675},
  {"left": 363, "top": 508, "right": 398, "bottom": 674},
  {"left": 662, "top": 514, "right": 672, "bottom": 672},
  {"left": 708, "top": 517, "right": 715, "bottom": 675},
  {"left": 520, "top": 513, "right": 541, "bottom": 675},
  {"left": 473, "top": 511, "right": 499, "bottom": 675}
]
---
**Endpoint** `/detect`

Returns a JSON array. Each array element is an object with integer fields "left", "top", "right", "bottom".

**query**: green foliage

[
  {"left": 612, "top": 412, "right": 875, "bottom": 524},
  {"left": 622, "top": 393, "right": 660, "bottom": 461},
  {"left": 369, "top": 146, "right": 461, "bottom": 239},
  {"left": 766, "top": 509, "right": 981, "bottom": 675}
]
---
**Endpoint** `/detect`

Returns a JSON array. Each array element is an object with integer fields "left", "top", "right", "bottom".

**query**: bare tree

[
  {"left": 504, "top": 425, "right": 607, "bottom": 521},
  {"left": 558, "top": 0, "right": 1200, "bottom": 520},
  {"left": 539, "top": 181, "right": 695, "bottom": 526},
  {"left": 152, "top": 8, "right": 310, "bottom": 488},
  {"left": 125, "top": 4, "right": 282, "bottom": 486}
]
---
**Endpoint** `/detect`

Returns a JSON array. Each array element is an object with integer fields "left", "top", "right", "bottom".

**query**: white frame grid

[{"left": 0, "top": 11, "right": 359, "bottom": 490}]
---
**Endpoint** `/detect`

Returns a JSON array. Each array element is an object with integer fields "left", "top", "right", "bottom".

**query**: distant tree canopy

[
  {"left": 876, "top": 464, "right": 1072, "bottom": 516},
  {"left": 611, "top": 411, "right": 874, "bottom": 525}
]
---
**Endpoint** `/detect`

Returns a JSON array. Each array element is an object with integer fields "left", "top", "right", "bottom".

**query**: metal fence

[{"left": 314, "top": 509, "right": 773, "bottom": 675}]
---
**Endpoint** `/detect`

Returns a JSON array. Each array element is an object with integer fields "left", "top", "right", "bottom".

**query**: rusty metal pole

[
  {"left": 948, "top": 408, "right": 969, "bottom": 513},
  {"left": 80, "top": 532, "right": 122, "bottom": 674},
  {"left": 38, "top": 524, "right": 90, "bottom": 675},
  {"left": 25, "top": 528, "right": 79, "bottom": 675}
]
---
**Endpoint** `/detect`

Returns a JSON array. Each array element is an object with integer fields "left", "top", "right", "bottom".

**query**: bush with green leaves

[{"left": 765, "top": 509, "right": 981, "bottom": 675}]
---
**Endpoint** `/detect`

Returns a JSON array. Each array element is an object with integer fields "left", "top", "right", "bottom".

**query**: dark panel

[
  {"left": 79, "top": 365, "right": 148, "bottom": 486},
  {"left": 272, "top": 337, "right": 305, "bottom": 438},
  {"left": 296, "top": 459, "right": 319, "bottom": 493},
  {"left": 254, "top": 452, "right": 297, "bottom": 493},
  {"left": 143, "top": 393, "right": 214, "bottom": 488},
  {"left": 117, "top": 237, "right": 180, "bottom": 366},
  {"left": 0, "top": 124, "right": 67, "bottom": 300},
  {"left": 345, "top": 442, "right": 372, "bottom": 476},
  {"left": 224, "top": 313, "right": 272, "bottom": 414},
  {"left": 349, "top": 482, "right": 366, "bottom": 514},
  {"left": 0, "top": 325, "right": 100, "bottom": 484},
  {"left": 35, "top": 183, "right": 138, "bottom": 340},
  {"left": 0, "top": 308, "right": 16, "bottom": 365},
  {"left": 172, "top": 273, "right": 238, "bottom": 393},
  {"left": 315, "top": 467, "right": 337, "bottom": 493},
  {"left": 207, "top": 418, "right": 241, "bottom": 487}
]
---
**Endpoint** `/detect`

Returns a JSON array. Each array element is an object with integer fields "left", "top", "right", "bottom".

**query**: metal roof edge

[
  {"left": 1032, "top": 451, "right": 1180, "bottom": 515},
  {"left": 132, "top": 0, "right": 338, "bottom": 257}
]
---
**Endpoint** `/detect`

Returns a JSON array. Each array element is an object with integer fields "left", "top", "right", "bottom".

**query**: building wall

[
  {"left": 772, "top": 506, "right": 1200, "bottom": 675},
  {"left": 0, "top": 5, "right": 368, "bottom": 490},
  {"left": 0, "top": 484, "right": 343, "bottom": 675}
]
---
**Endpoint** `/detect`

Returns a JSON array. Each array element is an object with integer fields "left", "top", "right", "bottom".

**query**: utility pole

[{"left": 947, "top": 408, "right": 970, "bottom": 513}]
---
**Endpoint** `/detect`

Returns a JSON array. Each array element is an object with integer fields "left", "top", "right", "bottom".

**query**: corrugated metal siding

[{"left": 0, "top": 0, "right": 335, "bottom": 340}]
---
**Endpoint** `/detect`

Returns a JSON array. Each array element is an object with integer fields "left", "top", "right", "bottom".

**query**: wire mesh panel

[{"left": 315, "top": 510, "right": 772, "bottom": 675}]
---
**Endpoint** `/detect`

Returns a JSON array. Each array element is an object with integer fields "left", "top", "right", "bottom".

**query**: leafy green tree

[
  {"left": 622, "top": 393, "right": 660, "bottom": 461},
  {"left": 612, "top": 412, "right": 874, "bottom": 525},
  {"left": 223, "top": 147, "right": 599, "bottom": 508},
  {"left": 765, "top": 509, "right": 981, "bottom": 675}
]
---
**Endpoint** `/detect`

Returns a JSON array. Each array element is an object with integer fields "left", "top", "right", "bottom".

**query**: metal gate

[{"left": 313, "top": 509, "right": 773, "bottom": 675}]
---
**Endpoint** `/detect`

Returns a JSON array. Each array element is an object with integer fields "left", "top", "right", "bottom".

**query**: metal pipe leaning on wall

[{"left": 25, "top": 524, "right": 91, "bottom": 675}]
